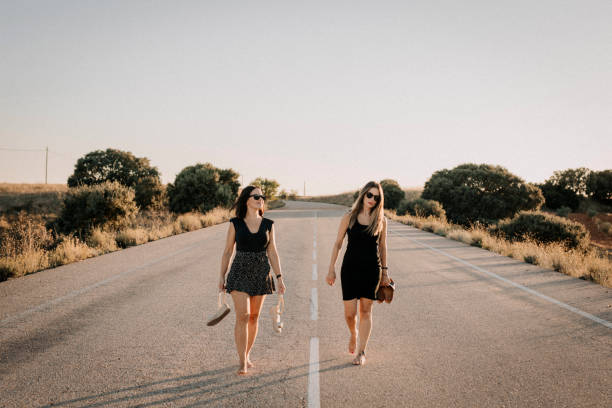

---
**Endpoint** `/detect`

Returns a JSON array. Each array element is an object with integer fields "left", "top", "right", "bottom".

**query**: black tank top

[
  {"left": 345, "top": 220, "right": 380, "bottom": 264},
  {"left": 230, "top": 217, "right": 274, "bottom": 252}
]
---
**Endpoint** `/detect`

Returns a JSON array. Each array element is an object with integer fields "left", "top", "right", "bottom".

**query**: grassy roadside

[
  {"left": 0, "top": 208, "right": 231, "bottom": 281},
  {"left": 386, "top": 210, "right": 612, "bottom": 288}
]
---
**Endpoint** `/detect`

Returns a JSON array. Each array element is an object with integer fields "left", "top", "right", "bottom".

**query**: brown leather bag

[{"left": 376, "top": 279, "right": 396, "bottom": 304}]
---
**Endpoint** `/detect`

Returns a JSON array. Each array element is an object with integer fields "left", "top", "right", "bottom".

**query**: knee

[
  {"left": 248, "top": 312, "right": 260, "bottom": 323},
  {"left": 359, "top": 309, "right": 372, "bottom": 319},
  {"left": 345, "top": 312, "right": 357, "bottom": 322},
  {"left": 236, "top": 313, "right": 250, "bottom": 325}
]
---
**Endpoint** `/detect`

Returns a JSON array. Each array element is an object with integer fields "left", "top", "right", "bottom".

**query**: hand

[
  {"left": 381, "top": 274, "right": 391, "bottom": 287},
  {"left": 326, "top": 268, "right": 336, "bottom": 286},
  {"left": 277, "top": 278, "right": 286, "bottom": 295},
  {"left": 218, "top": 276, "right": 226, "bottom": 291}
]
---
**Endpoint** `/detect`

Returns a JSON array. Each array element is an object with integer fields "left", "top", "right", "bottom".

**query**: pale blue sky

[{"left": 1, "top": 0, "right": 610, "bottom": 195}]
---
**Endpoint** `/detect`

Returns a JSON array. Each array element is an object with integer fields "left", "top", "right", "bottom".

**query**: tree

[
  {"left": 421, "top": 163, "right": 544, "bottom": 226},
  {"left": 166, "top": 163, "right": 239, "bottom": 213},
  {"left": 67, "top": 148, "right": 163, "bottom": 209},
  {"left": 379, "top": 179, "right": 405, "bottom": 210},
  {"left": 250, "top": 178, "right": 280, "bottom": 201},
  {"left": 586, "top": 170, "right": 612, "bottom": 204},
  {"left": 548, "top": 168, "right": 591, "bottom": 197}
]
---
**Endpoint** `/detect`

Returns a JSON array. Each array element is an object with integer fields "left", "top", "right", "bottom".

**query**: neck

[
  {"left": 361, "top": 207, "right": 371, "bottom": 216},
  {"left": 246, "top": 208, "right": 260, "bottom": 218}
]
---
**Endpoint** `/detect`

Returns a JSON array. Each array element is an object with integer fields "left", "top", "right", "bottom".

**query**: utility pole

[{"left": 45, "top": 146, "right": 48, "bottom": 184}]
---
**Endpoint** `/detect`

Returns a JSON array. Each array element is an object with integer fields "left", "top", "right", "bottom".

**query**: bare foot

[
  {"left": 352, "top": 351, "right": 366, "bottom": 366},
  {"left": 348, "top": 332, "right": 357, "bottom": 354},
  {"left": 247, "top": 358, "right": 255, "bottom": 368},
  {"left": 237, "top": 363, "right": 248, "bottom": 375}
]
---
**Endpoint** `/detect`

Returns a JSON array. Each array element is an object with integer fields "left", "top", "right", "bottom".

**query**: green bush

[
  {"left": 380, "top": 179, "right": 405, "bottom": 210},
  {"left": 497, "top": 211, "right": 590, "bottom": 251},
  {"left": 587, "top": 170, "right": 612, "bottom": 204},
  {"left": 59, "top": 181, "right": 138, "bottom": 233},
  {"left": 68, "top": 148, "right": 163, "bottom": 209},
  {"left": 397, "top": 198, "right": 446, "bottom": 219},
  {"left": 555, "top": 206, "right": 571, "bottom": 217},
  {"left": 251, "top": 177, "right": 280, "bottom": 201},
  {"left": 422, "top": 163, "right": 544, "bottom": 226},
  {"left": 538, "top": 181, "right": 581, "bottom": 211},
  {"left": 167, "top": 163, "right": 239, "bottom": 213},
  {"left": 587, "top": 209, "right": 598, "bottom": 218}
]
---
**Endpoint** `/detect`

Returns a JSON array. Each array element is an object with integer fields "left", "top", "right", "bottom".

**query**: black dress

[
  {"left": 225, "top": 217, "right": 276, "bottom": 296},
  {"left": 340, "top": 220, "right": 382, "bottom": 301}
]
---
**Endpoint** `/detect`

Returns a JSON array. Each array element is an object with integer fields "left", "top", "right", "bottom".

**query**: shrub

[
  {"left": 587, "top": 170, "right": 612, "bottom": 204},
  {"left": 167, "top": 163, "right": 239, "bottom": 213},
  {"left": 598, "top": 221, "right": 612, "bottom": 235},
  {"left": 422, "top": 163, "right": 544, "bottom": 226},
  {"left": 115, "top": 228, "right": 149, "bottom": 248},
  {"left": 86, "top": 228, "right": 118, "bottom": 252},
  {"left": 497, "top": 211, "right": 590, "bottom": 251},
  {"left": 538, "top": 181, "right": 581, "bottom": 210},
  {"left": 555, "top": 206, "right": 571, "bottom": 217},
  {"left": 397, "top": 198, "right": 446, "bottom": 219},
  {"left": 251, "top": 177, "right": 280, "bottom": 201},
  {"left": 48, "top": 237, "right": 95, "bottom": 267},
  {"left": 379, "top": 179, "right": 405, "bottom": 210},
  {"left": 587, "top": 209, "right": 598, "bottom": 217},
  {"left": 0, "top": 212, "right": 53, "bottom": 257},
  {"left": 68, "top": 148, "right": 163, "bottom": 209},
  {"left": 0, "top": 249, "right": 49, "bottom": 280},
  {"left": 59, "top": 181, "right": 138, "bottom": 234}
]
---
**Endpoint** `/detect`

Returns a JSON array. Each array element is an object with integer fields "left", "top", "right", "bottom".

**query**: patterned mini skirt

[{"left": 226, "top": 250, "right": 276, "bottom": 296}]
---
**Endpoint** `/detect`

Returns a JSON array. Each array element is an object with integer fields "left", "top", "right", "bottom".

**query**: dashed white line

[
  {"left": 312, "top": 264, "right": 317, "bottom": 281},
  {"left": 308, "top": 337, "right": 321, "bottom": 408},
  {"left": 310, "top": 287, "right": 318, "bottom": 321}
]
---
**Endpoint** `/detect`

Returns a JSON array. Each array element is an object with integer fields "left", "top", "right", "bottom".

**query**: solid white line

[
  {"left": 0, "top": 242, "right": 202, "bottom": 327},
  {"left": 312, "top": 263, "right": 318, "bottom": 281},
  {"left": 308, "top": 337, "right": 321, "bottom": 408},
  {"left": 393, "top": 230, "right": 612, "bottom": 330},
  {"left": 310, "top": 287, "right": 318, "bottom": 321}
]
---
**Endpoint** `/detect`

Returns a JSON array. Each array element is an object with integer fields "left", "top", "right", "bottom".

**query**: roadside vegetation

[
  {"left": 305, "top": 165, "right": 612, "bottom": 288},
  {"left": 0, "top": 149, "right": 285, "bottom": 281}
]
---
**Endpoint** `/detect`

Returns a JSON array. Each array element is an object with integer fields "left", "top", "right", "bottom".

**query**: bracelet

[
  {"left": 381, "top": 266, "right": 388, "bottom": 270},
  {"left": 276, "top": 274, "right": 282, "bottom": 279}
]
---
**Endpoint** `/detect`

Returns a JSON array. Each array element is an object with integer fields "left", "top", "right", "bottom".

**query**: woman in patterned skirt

[
  {"left": 326, "top": 181, "right": 390, "bottom": 366},
  {"left": 219, "top": 185, "right": 285, "bottom": 375}
]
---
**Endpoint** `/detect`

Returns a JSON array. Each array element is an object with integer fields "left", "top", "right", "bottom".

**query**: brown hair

[{"left": 231, "top": 186, "right": 264, "bottom": 218}]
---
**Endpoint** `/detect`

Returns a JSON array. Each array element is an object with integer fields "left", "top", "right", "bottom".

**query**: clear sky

[{"left": 1, "top": 0, "right": 610, "bottom": 195}]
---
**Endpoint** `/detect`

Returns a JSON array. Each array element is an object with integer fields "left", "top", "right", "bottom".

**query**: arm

[
  {"left": 326, "top": 213, "right": 350, "bottom": 286},
  {"left": 266, "top": 224, "right": 286, "bottom": 294},
  {"left": 379, "top": 217, "right": 390, "bottom": 286},
  {"left": 219, "top": 222, "right": 236, "bottom": 291}
]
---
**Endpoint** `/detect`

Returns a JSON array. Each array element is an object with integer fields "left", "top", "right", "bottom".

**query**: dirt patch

[{"left": 568, "top": 212, "right": 612, "bottom": 251}]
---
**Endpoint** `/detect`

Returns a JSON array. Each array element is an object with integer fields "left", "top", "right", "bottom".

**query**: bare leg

[
  {"left": 246, "top": 295, "right": 266, "bottom": 367},
  {"left": 354, "top": 298, "right": 374, "bottom": 365},
  {"left": 230, "top": 291, "right": 250, "bottom": 374},
  {"left": 343, "top": 300, "right": 358, "bottom": 354}
]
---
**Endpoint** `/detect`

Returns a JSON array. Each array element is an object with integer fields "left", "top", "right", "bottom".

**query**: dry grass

[
  {"left": 0, "top": 206, "right": 232, "bottom": 281},
  {"left": 48, "top": 237, "right": 96, "bottom": 267},
  {"left": 266, "top": 200, "right": 286, "bottom": 210},
  {"left": 386, "top": 210, "right": 612, "bottom": 288},
  {"left": 0, "top": 183, "right": 68, "bottom": 194}
]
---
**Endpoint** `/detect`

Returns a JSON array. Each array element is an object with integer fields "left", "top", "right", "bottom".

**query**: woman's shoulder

[
  {"left": 229, "top": 217, "right": 242, "bottom": 225},
  {"left": 263, "top": 217, "right": 274, "bottom": 226}
]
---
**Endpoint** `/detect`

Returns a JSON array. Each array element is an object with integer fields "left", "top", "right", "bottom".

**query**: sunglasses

[
  {"left": 250, "top": 194, "right": 266, "bottom": 201},
  {"left": 365, "top": 192, "right": 380, "bottom": 202}
]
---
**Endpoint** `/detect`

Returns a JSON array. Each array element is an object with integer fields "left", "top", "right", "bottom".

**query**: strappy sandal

[
  {"left": 269, "top": 294, "right": 284, "bottom": 333},
  {"left": 352, "top": 350, "right": 366, "bottom": 365}
]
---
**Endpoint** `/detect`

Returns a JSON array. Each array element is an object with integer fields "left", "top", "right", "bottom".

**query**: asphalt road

[{"left": 1, "top": 200, "right": 610, "bottom": 407}]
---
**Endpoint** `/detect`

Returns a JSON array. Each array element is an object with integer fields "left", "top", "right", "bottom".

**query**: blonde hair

[{"left": 348, "top": 181, "right": 384, "bottom": 236}]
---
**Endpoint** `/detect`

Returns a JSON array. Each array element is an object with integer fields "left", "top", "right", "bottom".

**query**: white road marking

[
  {"left": 0, "top": 242, "right": 202, "bottom": 327},
  {"left": 313, "top": 249, "right": 316, "bottom": 261},
  {"left": 310, "top": 287, "right": 318, "bottom": 321},
  {"left": 312, "top": 264, "right": 317, "bottom": 281},
  {"left": 308, "top": 337, "right": 321, "bottom": 408},
  {"left": 391, "top": 227, "right": 612, "bottom": 330}
]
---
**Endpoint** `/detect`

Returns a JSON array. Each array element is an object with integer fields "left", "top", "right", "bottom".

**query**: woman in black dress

[
  {"left": 219, "top": 186, "right": 286, "bottom": 375},
  {"left": 326, "top": 181, "right": 389, "bottom": 365}
]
